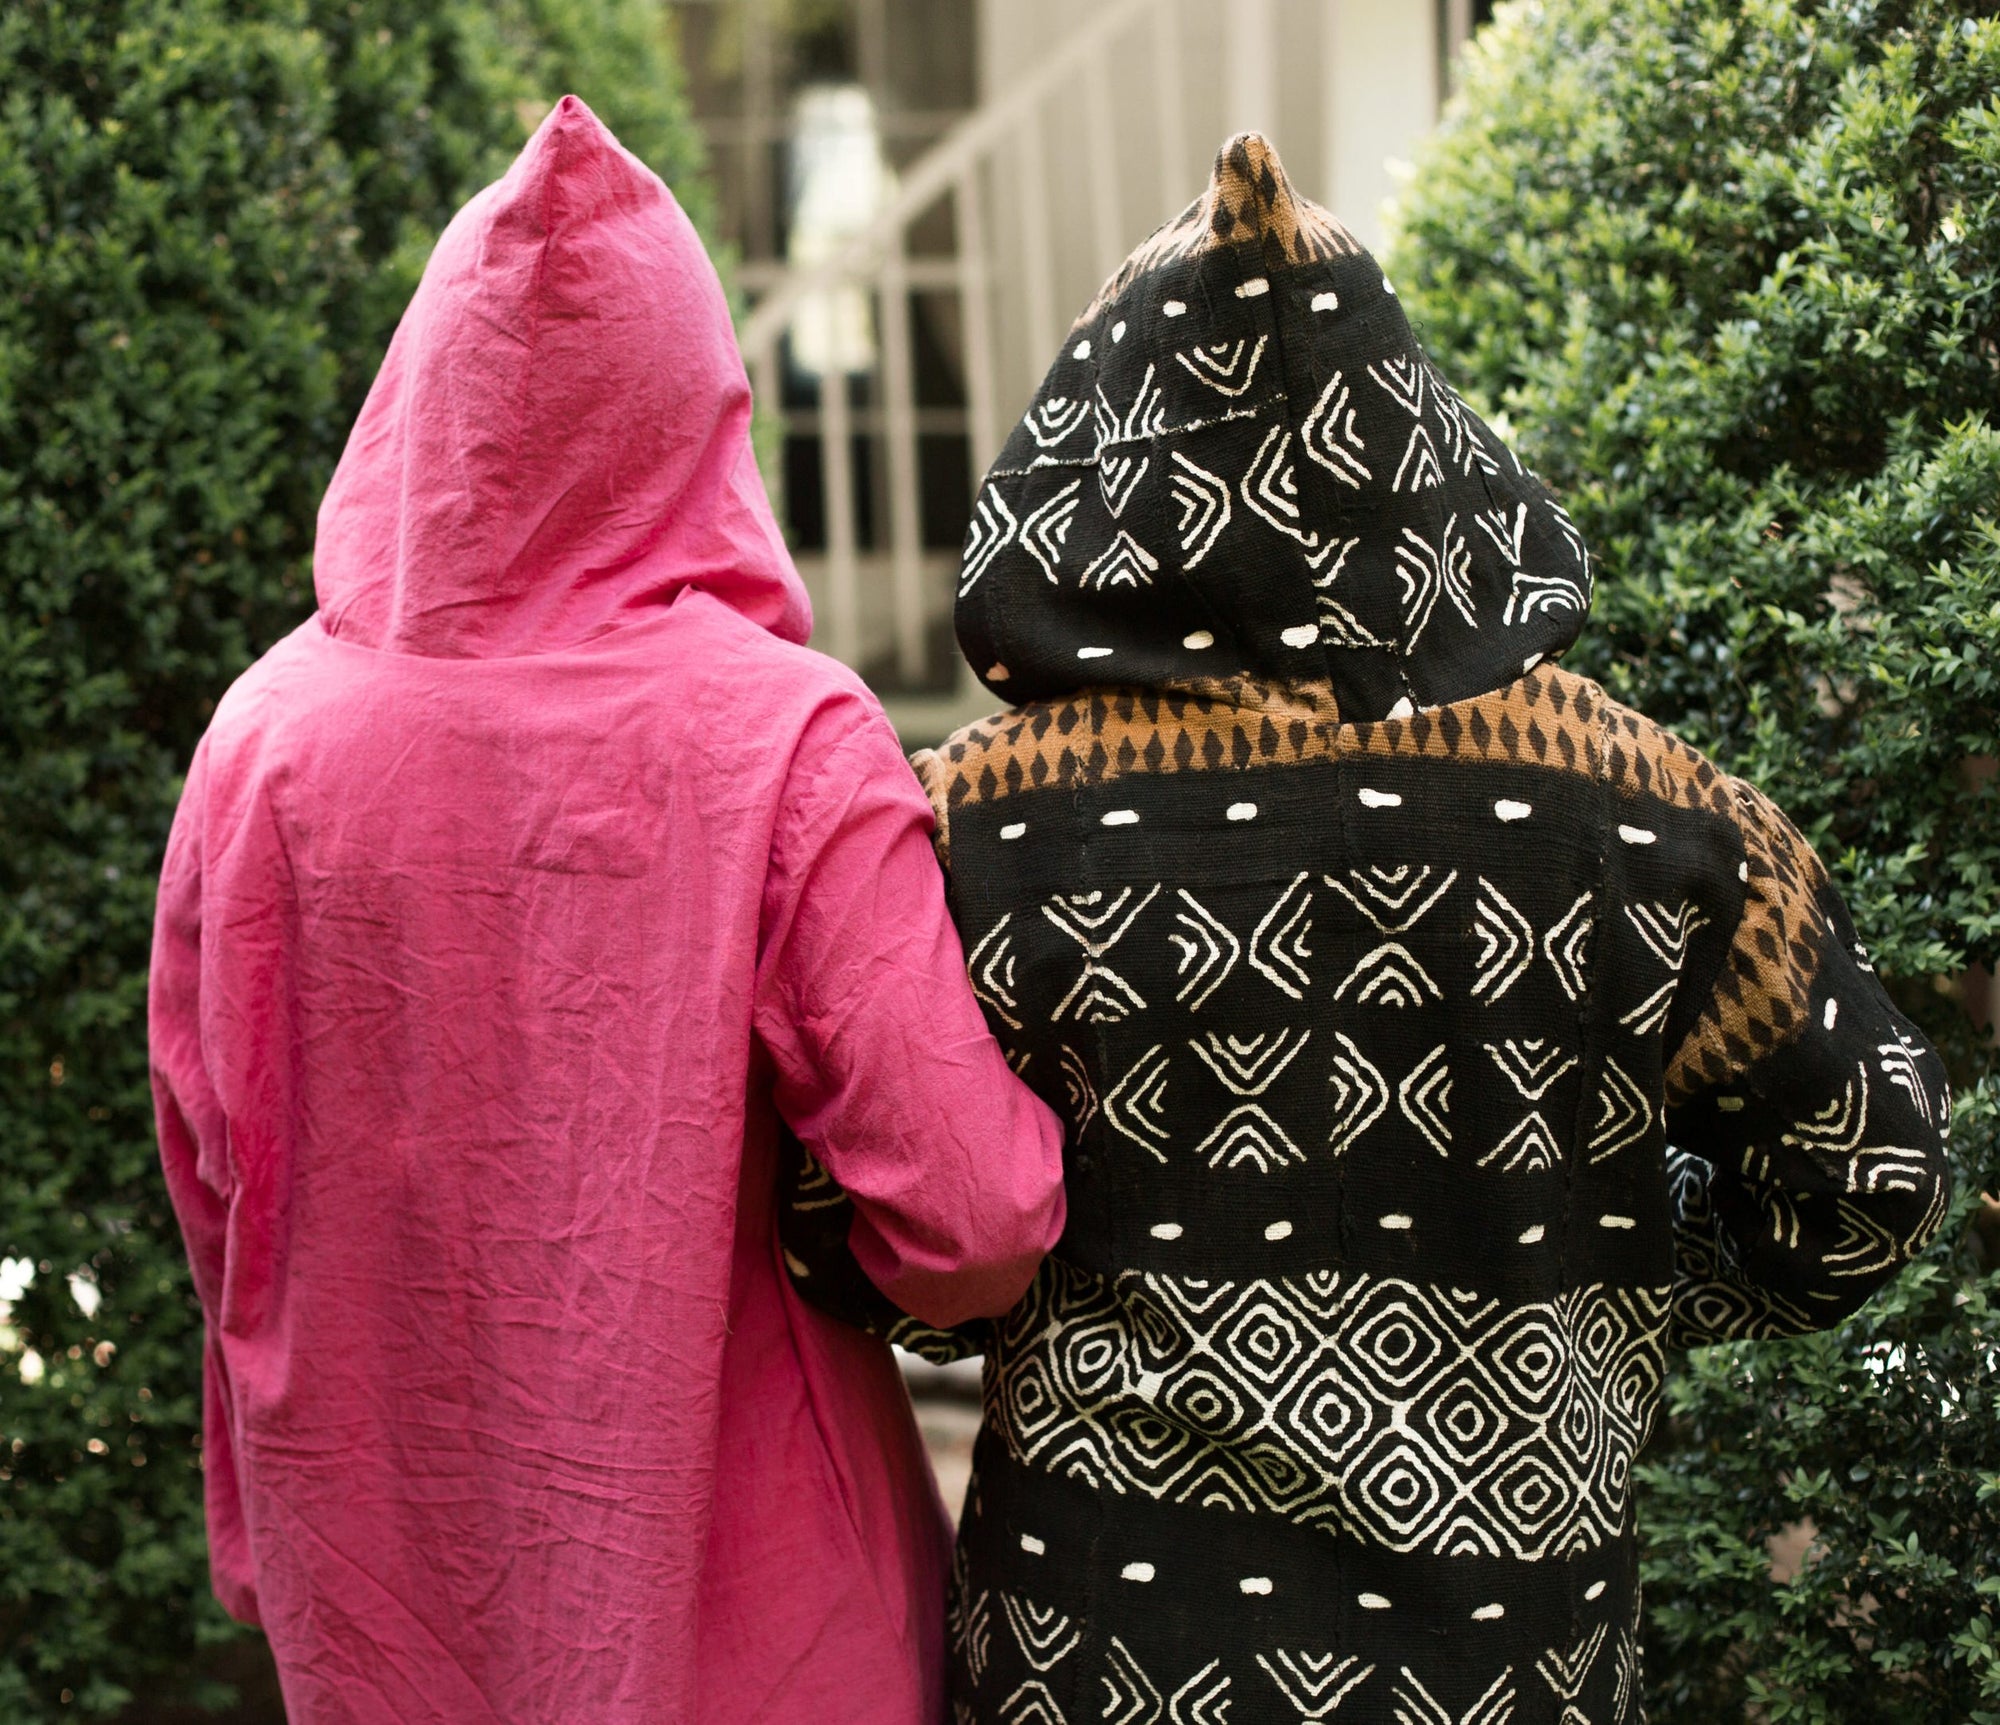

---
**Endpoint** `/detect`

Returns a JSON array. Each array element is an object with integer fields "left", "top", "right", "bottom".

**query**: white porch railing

[
  {"left": 737, "top": 0, "right": 1192, "bottom": 695},
  {"left": 735, "top": 0, "right": 1453, "bottom": 704}
]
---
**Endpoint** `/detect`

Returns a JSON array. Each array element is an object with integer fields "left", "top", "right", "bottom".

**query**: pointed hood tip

[
  {"left": 1218, "top": 129, "right": 1280, "bottom": 162},
  {"left": 1074, "top": 129, "right": 1363, "bottom": 324},
  {"left": 541, "top": 92, "right": 604, "bottom": 138},
  {"left": 503, "top": 93, "right": 677, "bottom": 237},
  {"left": 1205, "top": 130, "right": 1359, "bottom": 257},
  {"left": 523, "top": 93, "right": 622, "bottom": 170}
]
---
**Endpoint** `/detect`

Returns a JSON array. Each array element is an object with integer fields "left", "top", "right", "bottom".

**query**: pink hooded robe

[{"left": 148, "top": 97, "right": 1066, "bottom": 1723}]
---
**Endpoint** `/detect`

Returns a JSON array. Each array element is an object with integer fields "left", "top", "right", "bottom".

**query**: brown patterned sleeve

[
  {"left": 1662, "top": 779, "right": 1953, "bottom": 1346},
  {"left": 909, "top": 745, "right": 953, "bottom": 873}
]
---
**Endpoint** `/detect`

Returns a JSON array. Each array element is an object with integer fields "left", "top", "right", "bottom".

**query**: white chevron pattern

[
  {"left": 1393, "top": 516, "right": 1472, "bottom": 644},
  {"left": 1248, "top": 874, "right": 1316, "bottom": 1000},
  {"left": 1258, "top": 1650, "right": 1375, "bottom": 1717},
  {"left": 962, "top": 489, "right": 1019, "bottom": 594},
  {"left": 1302, "top": 372, "right": 1372, "bottom": 489},
  {"left": 1168, "top": 1659, "right": 1232, "bottom": 1724},
  {"left": 1082, "top": 528, "right": 1161, "bottom": 591},
  {"left": 1335, "top": 943, "right": 1443, "bottom": 1008},
  {"left": 1169, "top": 890, "right": 1241, "bottom": 1009},
  {"left": 1391, "top": 1666, "right": 1516, "bottom": 1725},
  {"left": 967, "top": 913, "right": 1023, "bottom": 1029},
  {"left": 1104, "top": 1044, "right": 1173, "bottom": 1161},
  {"left": 1588, "top": 1056, "right": 1653, "bottom": 1162},
  {"left": 1100, "top": 451, "right": 1151, "bottom": 518},
  {"left": 1195, "top": 1103, "right": 1307, "bottom": 1172},
  {"left": 1397, "top": 1045, "right": 1453, "bottom": 1156},
  {"left": 1328, "top": 1033, "right": 1391, "bottom": 1156},
  {"left": 1177, "top": 336, "right": 1268, "bottom": 397},
  {"left": 1536, "top": 1622, "right": 1607, "bottom": 1721},
  {"left": 1485, "top": 1038, "right": 1578, "bottom": 1100},
  {"left": 1058, "top": 1043, "right": 1099, "bottom": 1136},
  {"left": 1472, "top": 880, "right": 1535, "bottom": 1001},
  {"left": 1021, "top": 478, "right": 1082, "bottom": 582},
  {"left": 1480, "top": 1110, "right": 1560, "bottom": 1173},
  {"left": 1168, "top": 451, "right": 1232, "bottom": 569},
  {"left": 1543, "top": 892, "right": 1594, "bottom": 1003},
  {"left": 1326, "top": 865, "right": 1458, "bottom": 933},
  {"left": 1021, "top": 393, "right": 1091, "bottom": 448},
  {"left": 1191, "top": 1028, "right": 1313, "bottom": 1096},
  {"left": 1242, "top": 424, "right": 1330, "bottom": 554},
  {"left": 1103, "top": 1638, "right": 1164, "bottom": 1725},
  {"left": 1001, "top": 1593, "right": 1080, "bottom": 1673}
]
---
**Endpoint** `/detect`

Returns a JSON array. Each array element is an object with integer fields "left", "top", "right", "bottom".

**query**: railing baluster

[
  {"left": 955, "top": 161, "right": 1002, "bottom": 700},
  {"left": 819, "top": 355, "right": 862, "bottom": 670},
  {"left": 955, "top": 163, "right": 1002, "bottom": 477},
  {"left": 877, "top": 236, "right": 928, "bottom": 684},
  {"left": 1151, "top": 0, "right": 1190, "bottom": 219},
  {"left": 1016, "top": 112, "right": 1059, "bottom": 393}
]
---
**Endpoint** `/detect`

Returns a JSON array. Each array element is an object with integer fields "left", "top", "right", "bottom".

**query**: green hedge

[
  {"left": 0, "top": 3, "right": 705, "bottom": 1715},
  {"left": 1392, "top": 1, "right": 2000, "bottom": 1718}
]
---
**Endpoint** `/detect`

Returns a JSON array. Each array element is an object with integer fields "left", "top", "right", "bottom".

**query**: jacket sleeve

[
  {"left": 148, "top": 743, "right": 261, "bottom": 1625},
  {"left": 775, "top": 1125, "right": 991, "bottom": 1363},
  {"left": 1662, "top": 777, "right": 1953, "bottom": 1347},
  {"left": 754, "top": 698, "right": 1066, "bottom": 1329}
]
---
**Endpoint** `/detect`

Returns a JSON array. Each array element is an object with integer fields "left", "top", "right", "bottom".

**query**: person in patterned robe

[{"left": 780, "top": 134, "right": 1953, "bottom": 1725}]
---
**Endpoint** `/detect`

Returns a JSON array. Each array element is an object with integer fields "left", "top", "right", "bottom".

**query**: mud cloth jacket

[
  {"left": 781, "top": 135, "right": 1953, "bottom": 1725},
  {"left": 148, "top": 98, "right": 1066, "bottom": 1725}
]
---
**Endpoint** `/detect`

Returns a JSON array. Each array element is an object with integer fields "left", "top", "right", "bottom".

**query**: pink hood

[{"left": 314, "top": 94, "right": 809, "bottom": 657}]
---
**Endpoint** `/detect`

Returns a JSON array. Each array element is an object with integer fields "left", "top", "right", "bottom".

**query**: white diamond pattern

[{"left": 989, "top": 1261, "right": 1668, "bottom": 1562}]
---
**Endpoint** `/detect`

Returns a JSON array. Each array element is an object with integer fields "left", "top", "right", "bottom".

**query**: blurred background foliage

[
  {"left": 1393, "top": 0, "right": 2000, "bottom": 1718},
  {"left": 0, "top": 2, "right": 704, "bottom": 1715},
  {"left": 5, "top": 0, "right": 1999, "bottom": 1716}
]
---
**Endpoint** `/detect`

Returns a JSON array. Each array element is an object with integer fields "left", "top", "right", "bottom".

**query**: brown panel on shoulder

[
  {"left": 929, "top": 677, "right": 1340, "bottom": 816},
  {"left": 926, "top": 667, "right": 1745, "bottom": 807},
  {"left": 1664, "top": 779, "right": 1830, "bottom": 1105},
  {"left": 908, "top": 747, "right": 955, "bottom": 871}
]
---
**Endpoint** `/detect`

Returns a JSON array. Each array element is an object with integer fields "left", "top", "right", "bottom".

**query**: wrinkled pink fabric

[{"left": 148, "top": 96, "right": 1066, "bottom": 1724}]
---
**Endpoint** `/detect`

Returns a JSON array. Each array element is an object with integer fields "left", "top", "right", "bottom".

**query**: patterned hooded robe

[{"left": 782, "top": 135, "right": 1953, "bottom": 1725}]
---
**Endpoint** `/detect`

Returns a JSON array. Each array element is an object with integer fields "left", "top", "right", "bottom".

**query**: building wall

[{"left": 977, "top": 0, "right": 1441, "bottom": 404}]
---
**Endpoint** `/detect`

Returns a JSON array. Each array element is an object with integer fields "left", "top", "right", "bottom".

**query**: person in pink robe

[{"left": 147, "top": 96, "right": 1066, "bottom": 1724}]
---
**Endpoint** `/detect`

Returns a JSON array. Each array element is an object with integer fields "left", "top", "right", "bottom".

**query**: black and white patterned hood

[{"left": 957, "top": 134, "right": 1594, "bottom": 721}]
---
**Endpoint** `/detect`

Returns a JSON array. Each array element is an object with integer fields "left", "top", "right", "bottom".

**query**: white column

[
  {"left": 1321, "top": 0, "right": 1343, "bottom": 212},
  {"left": 1323, "top": 0, "right": 1440, "bottom": 250},
  {"left": 1083, "top": 50, "right": 1125, "bottom": 280},
  {"left": 955, "top": 166, "right": 1000, "bottom": 700},
  {"left": 1226, "top": 0, "right": 1281, "bottom": 139},
  {"left": 1151, "top": 0, "right": 1192, "bottom": 220},
  {"left": 956, "top": 165, "right": 1002, "bottom": 476},
  {"left": 1015, "top": 117, "right": 1060, "bottom": 388}
]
